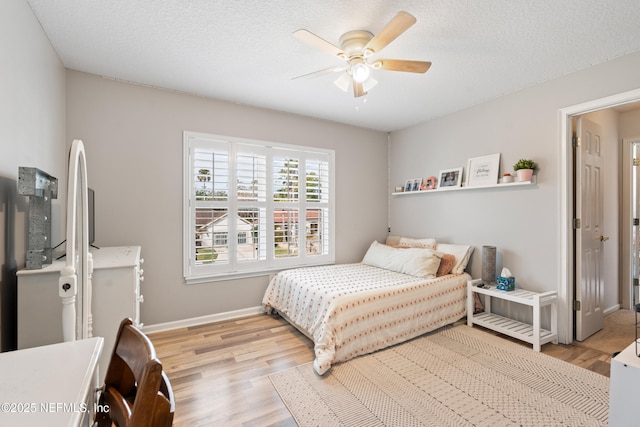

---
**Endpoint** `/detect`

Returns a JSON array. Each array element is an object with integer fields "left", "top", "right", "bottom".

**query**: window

[{"left": 183, "top": 131, "right": 335, "bottom": 282}]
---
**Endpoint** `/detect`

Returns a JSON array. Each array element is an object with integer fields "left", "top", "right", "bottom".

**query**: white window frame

[{"left": 183, "top": 131, "right": 335, "bottom": 283}]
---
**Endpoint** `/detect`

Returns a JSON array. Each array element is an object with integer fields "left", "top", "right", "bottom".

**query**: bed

[{"left": 262, "top": 237, "right": 474, "bottom": 375}]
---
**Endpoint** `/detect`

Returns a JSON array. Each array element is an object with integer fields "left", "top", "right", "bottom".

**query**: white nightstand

[{"left": 467, "top": 278, "right": 558, "bottom": 351}]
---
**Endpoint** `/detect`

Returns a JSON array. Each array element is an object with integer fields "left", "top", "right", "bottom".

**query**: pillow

[
  {"left": 362, "top": 241, "right": 443, "bottom": 278},
  {"left": 385, "top": 235, "right": 401, "bottom": 247},
  {"left": 396, "top": 236, "right": 437, "bottom": 249},
  {"left": 436, "top": 254, "right": 456, "bottom": 277},
  {"left": 435, "top": 243, "right": 474, "bottom": 274}
]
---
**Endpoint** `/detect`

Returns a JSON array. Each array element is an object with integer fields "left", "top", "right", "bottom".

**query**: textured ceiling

[{"left": 26, "top": 0, "right": 640, "bottom": 132}]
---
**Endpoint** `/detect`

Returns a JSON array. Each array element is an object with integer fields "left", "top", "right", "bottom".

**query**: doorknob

[{"left": 599, "top": 235, "right": 610, "bottom": 242}]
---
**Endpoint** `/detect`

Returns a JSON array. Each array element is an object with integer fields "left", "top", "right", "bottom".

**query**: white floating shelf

[{"left": 392, "top": 175, "right": 536, "bottom": 196}]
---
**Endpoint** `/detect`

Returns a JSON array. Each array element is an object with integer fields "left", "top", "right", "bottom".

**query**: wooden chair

[{"left": 96, "top": 318, "right": 175, "bottom": 427}]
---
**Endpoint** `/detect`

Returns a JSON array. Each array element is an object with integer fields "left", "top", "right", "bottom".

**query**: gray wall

[
  {"left": 65, "top": 71, "right": 389, "bottom": 326},
  {"left": 0, "top": 0, "right": 66, "bottom": 350},
  {"left": 389, "top": 50, "right": 640, "bottom": 342}
]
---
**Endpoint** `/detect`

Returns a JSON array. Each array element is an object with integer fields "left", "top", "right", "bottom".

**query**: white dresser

[{"left": 17, "top": 246, "right": 143, "bottom": 380}]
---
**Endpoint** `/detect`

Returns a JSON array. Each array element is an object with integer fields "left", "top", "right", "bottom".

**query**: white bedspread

[{"left": 262, "top": 263, "right": 470, "bottom": 375}]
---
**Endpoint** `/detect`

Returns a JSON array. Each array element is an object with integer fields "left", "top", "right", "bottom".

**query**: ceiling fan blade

[
  {"left": 377, "top": 59, "right": 431, "bottom": 73},
  {"left": 353, "top": 81, "right": 366, "bottom": 97},
  {"left": 364, "top": 11, "right": 417, "bottom": 54},
  {"left": 292, "top": 66, "right": 345, "bottom": 80},
  {"left": 293, "top": 29, "right": 345, "bottom": 57}
]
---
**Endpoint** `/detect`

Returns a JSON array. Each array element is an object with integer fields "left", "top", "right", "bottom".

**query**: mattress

[{"left": 262, "top": 263, "right": 470, "bottom": 374}]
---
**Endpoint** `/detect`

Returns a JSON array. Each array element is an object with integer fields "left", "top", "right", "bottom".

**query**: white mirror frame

[{"left": 59, "top": 139, "right": 93, "bottom": 341}]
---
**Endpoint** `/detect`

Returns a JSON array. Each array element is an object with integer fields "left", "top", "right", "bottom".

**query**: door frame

[
  {"left": 558, "top": 88, "right": 640, "bottom": 344},
  {"left": 623, "top": 137, "right": 640, "bottom": 314}
]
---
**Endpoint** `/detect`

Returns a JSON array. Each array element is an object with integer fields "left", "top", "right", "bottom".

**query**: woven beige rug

[{"left": 270, "top": 325, "right": 609, "bottom": 426}]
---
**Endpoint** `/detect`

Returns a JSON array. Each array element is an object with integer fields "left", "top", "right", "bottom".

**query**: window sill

[{"left": 185, "top": 261, "right": 336, "bottom": 284}]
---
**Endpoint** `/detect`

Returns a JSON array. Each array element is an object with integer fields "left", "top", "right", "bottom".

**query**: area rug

[{"left": 269, "top": 325, "right": 609, "bottom": 426}]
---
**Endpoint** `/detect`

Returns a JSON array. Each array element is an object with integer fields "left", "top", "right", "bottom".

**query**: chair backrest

[{"left": 97, "top": 318, "right": 175, "bottom": 427}]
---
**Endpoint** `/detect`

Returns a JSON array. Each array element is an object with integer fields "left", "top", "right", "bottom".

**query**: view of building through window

[{"left": 184, "top": 132, "right": 334, "bottom": 281}]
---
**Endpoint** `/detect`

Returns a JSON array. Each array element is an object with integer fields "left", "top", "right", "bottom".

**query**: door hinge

[
  {"left": 634, "top": 158, "right": 640, "bottom": 167},
  {"left": 634, "top": 218, "right": 639, "bottom": 226},
  {"left": 574, "top": 300, "right": 581, "bottom": 311},
  {"left": 634, "top": 278, "right": 639, "bottom": 287},
  {"left": 572, "top": 136, "right": 581, "bottom": 148},
  {"left": 573, "top": 218, "right": 581, "bottom": 229}
]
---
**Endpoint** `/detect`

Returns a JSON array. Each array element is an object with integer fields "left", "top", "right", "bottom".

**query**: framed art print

[{"left": 466, "top": 153, "right": 500, "bottom": 187}]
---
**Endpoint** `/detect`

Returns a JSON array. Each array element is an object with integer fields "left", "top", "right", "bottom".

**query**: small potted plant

[{"left": 513, "top": 159, "right": 537, "bottom": 182}]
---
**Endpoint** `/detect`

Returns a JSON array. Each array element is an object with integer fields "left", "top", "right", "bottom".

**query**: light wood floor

[{"left": 148, "top": 314, "right": 619, "bottom": 427}]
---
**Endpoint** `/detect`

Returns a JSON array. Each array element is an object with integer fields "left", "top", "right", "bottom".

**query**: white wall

[
  {"left": 619, "top": 109, "right": 640, "bottom": 138},
  {"left": 389, "top": 51, "right": 640, "bottom": 342},
  {"left": 0, "top": 0, "right": 66, "bottom": 350},
  {"left": 65, "top": 71, "right": 389, "bottom": 326}
]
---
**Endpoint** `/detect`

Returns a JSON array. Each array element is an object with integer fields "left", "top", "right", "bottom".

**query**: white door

[{"left": 575, "top": 118, "right": 605, "bottom": 341}]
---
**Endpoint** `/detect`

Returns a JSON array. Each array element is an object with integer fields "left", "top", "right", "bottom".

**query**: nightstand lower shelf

[{"left": 471, "top": 312, "right": 557, "bottom": 347}]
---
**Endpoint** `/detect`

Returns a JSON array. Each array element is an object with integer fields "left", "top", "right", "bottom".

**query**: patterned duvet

[{"left": 262, "top": 263, "right": 470, "bottom": 375}]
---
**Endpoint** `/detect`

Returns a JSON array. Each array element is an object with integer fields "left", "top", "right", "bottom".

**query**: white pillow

[
  {"left": 435, "top": 243, "right": 474, "bottom": 274},
  {"left": 362, "top": 241, "right": 443, "bottom": 278},
  {"left": 397, "top": 236, "right": 437, "bottom": 249}
]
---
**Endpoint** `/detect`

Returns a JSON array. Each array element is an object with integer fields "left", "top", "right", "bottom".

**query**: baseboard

[
  {"left": 603, "top": 304, "right": 621, "bottom": 317},
  {"left": 141, "top": 306, "right": 264, "bottom": 334}
]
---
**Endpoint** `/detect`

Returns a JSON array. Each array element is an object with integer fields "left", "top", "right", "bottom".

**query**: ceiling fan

[{"left": 292, "top": 11, "right": 431, "bottom": 97}]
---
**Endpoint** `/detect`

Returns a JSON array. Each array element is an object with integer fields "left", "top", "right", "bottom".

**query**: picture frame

[
  {"left": 466, "top": 153, "right": 500, "bottom": 187},
  {"left": 420, "top": 176, "right": 437, "bottom": 191},
  {"left": 404, "top": 179, "right": 413, "bottom": 192},
  {"left": 411, "top": 178, "right": 422, "bottom": 192},
  {"left": 437, "top": 168, "right": 463, "bottom": 188}
]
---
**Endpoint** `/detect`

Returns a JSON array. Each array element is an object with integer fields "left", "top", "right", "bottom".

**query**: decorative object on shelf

[
  {"left": 502, "top": 173, "right": 514, "bottom": 183},
  {"left": 404, "top": 178, "right": 422, "bottom": 192},
  {"left": 496, "top": 267, "right": 515, "bottom": 291},
  {"left": 481, "top": 246, "right": 496, "bottom": 286},
  {"left": 513, "top": 158, "right": 537, "bottom": 182},
  {"left": 466, "top": 153, "right": 500, "bottom": 187},
  {"left": 394, "top": 186, "right": 404, "bottom": 193},
  {"left": 392, "top": 176, "right": 535, "bottom": 195},
  {"left": 18, "top": 167, "right": 58, "bottom": 269},
  {"left": 437, "top": 167, "right": 463, "bottom": 188},
  {"left": 420, "top": 176, "right": 437, "bottom": 190}
]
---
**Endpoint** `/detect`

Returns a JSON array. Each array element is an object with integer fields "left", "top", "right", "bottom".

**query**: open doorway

[{"left": 559, "top": 88, "right": 640, "bottom": 344}]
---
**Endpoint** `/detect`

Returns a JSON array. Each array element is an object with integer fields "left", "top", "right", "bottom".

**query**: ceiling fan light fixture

[
  {"left": 334, "top": 72, "right": 351, "bottom": 92},
  {"left": 352, "top": 62, "right": 371, "bottom": 83},
  {"left": 363, "top": 76, "right": 378, "bottom": 92}
]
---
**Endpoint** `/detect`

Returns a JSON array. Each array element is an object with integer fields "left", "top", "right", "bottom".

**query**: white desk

[{"left": 0, "top": 337, "right": 103, "bottom": 427}]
